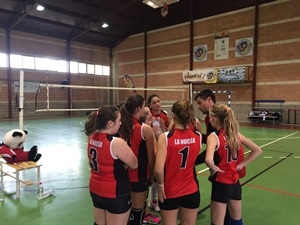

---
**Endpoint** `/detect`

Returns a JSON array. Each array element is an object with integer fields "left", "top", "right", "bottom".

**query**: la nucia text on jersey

[{"left": 174, "top": 137, "right": 196, "bottom": 145}]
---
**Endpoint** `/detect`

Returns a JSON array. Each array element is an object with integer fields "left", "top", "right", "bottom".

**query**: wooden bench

[{"left": 0, "top": 158, "right": 41, "bottom": 199}]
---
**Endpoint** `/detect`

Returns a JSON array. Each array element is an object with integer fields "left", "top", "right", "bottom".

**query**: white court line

[
  {"left": 251, "top": 136, "right": 300, "bottom": 141},
  {"left": 197, "top": 131, "right": 299, "bottom": 174}
]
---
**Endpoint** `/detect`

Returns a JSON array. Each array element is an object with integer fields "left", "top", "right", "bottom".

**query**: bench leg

[
  {"left": 16, "top": 170, "right": 20, "bottom": 199},
  {"left": 0, "top": 162, "right": 3, "bottom": 184}
]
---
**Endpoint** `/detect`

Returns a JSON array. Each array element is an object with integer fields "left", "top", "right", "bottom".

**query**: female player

[
  {"left": 147, "top": 94, "right": 169, "bottom": 130},
  {"left": 119, "top": 94, "right": 156, "bottom": 225},
  {"left": 205, "top": 104, "right": 262, "bottom": 225},
  {"left": 140, "top": 106, "right": 161, "bottom": 224},
  {"left": 84, "top": 105, "right": 138, "bottom": 225},
  {"left": 154, "top": 100, "right": 202, "bottom": 225}
]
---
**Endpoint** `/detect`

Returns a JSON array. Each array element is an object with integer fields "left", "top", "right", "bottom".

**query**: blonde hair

[{"left": 209, "top": 104, "right": 240, "bottom": 157}]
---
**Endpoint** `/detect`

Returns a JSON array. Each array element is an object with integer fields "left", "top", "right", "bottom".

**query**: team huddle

[{"left": 84, "top": 89, "right": 262, "bottom": 225}]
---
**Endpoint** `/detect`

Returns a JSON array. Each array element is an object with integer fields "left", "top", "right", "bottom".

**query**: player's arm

[
  {"left": 238, "top": 133, "right": 262, "bottom": 170},
  {"left": 194, "top": 118, "right": 203, "bottom": 133},
  {"left": 154, "top": 132, "right": 167, "bottom": 201},
  {"left": 205, "top": 133, "right": 224, "bottom": 175},
  {"left": 112, "top": 138, "right": 137, "bottom": 169},
  {"left": 143, "top": 124, "right": 156, "bottom": 183}
]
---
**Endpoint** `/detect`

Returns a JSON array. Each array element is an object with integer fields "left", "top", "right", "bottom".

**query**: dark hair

[
  {"left": 147, "top": 94, "right": 159, "bottom": 107},
  {"left": 84, "top": 105, "right": 119, "bottom": 136},
  {"left": 172, "top": 100, "right": 195, "bottom": 129},
  {"left": 194, "top": 89, "right": 216, "bottom": 103},
  {"left": 119, "top": 94, "right": 145, "bottom": 141}
]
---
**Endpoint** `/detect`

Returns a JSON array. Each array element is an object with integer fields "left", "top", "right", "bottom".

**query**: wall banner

[
  {"left": 182, "top": 69, "right": 217, "bottom": 83},
  {"left": 235, "top": 37, "right": 253, "bottom": 57},
  {"left": 217, "top": 67, "right": 245, "bottom": 83},
  {"left": 193, "top": 45, "right": 207, "bottom": 62},
  {"left": 214, "top": 31, "right": 229, "bottom": 60},
  {"left": 183, "top": 66, "right": 245, "bottom": 83}
]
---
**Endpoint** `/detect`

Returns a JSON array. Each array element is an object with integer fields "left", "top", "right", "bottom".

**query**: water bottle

[
  {"left": 37, "top": 182, "right": 44, "bottom": 199},
  {"left": 0, "top": 181, "right": 4, "bottom": 202},
  {"left": 152, "top": 119, "right": 162, "bottom": 138}
]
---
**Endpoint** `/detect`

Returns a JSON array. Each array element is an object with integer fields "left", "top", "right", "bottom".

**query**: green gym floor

[{"left": 0, "top": 117, "right": 299, "bottom": 225}]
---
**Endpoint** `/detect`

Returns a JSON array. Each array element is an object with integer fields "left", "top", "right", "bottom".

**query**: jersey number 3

[{"left": 89, "top": 148, "right": 99, "bottom": 172}]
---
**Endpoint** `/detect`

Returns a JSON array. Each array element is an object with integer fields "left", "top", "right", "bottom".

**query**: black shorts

[
  {"left": 211, "top": 181, "right": 242, "bottom": 203},
  {"left": 159, "top": 191, "right": 200, "bottom": 210},
  {"left": 130, "top": 181, "right": 148, "bottom": 192},
  {"left": 90, "top": 192, "right": 131, "bottom": 214}
]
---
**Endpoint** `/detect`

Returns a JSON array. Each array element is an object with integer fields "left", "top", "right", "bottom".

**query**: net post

[
  {"left": 227, "top": 90, "right": 231, "bottom": 107},
  {"left": 19, "top": 70, "right": 24, "bottom": 130}
]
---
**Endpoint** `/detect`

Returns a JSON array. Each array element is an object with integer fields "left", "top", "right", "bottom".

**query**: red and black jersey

[
  {"left": 151, "top": 110, "right": 169, "bottom": 127},
  {"left": 127, "top": 117, "right": 148, "bottom": 183},
  {"left": 209, "top": 128, "right": 245, "bottom": 184},
  {"left": 87, "top": 132, "right": 130, "bottom": 198},
  {"left": 163, "top": 128, "right": 202, "bottom": 198}
]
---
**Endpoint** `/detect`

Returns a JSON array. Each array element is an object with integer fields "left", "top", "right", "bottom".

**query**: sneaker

[
  {"left": 148, "top": 199, "right": 160, "bottom": 212},
  {"left": 143, "top": 213, "right": 161, "bottom": 224}
]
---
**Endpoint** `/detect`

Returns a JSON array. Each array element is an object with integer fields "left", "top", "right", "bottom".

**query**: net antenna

[{"left": 35, "top": 83, "right": 187, "bottom": 112}]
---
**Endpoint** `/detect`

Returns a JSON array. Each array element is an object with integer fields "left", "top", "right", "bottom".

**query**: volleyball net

[{"left": 35, "top": 83, "right": 187, "bottom": 113}]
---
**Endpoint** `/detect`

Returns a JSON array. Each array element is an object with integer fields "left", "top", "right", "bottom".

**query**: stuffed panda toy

[{"left": 0, "top": 129, "right": 42, "bottom": 163}]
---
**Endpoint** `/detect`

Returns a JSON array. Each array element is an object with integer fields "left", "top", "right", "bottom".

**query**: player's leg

[
  {"left": 210, "top": 201, "right": 227, "bottom": 225},
  {"left": 144, "top": 186, "right": 161, "bottom": 224},
  {"left": 107, "top": 208, "right": 131, "bottom": 225},
  {"left": 179, "top": 191, "right": 200, "bottom": 225},
  {"left": 128, "top": 189, "right": 147, "bottom": 225},
  {"left": 160, "top": 208, "right": 178, "bottom": 225},
  {"left": 228, "top": 182, "right": 243, "bottom": 225},
  {"left": 148, "top": 182, "right": 160, "bottom": 211},
  {"left": 210, "top": 182, "right": 232, "bottom": 225},
  {"left": 179, "top": 207, "right": 198, "bottom": 225},
  {"left": 228, "top": 200, "right": 243, "bottom": 225},
  {"left": 224, "top": 207, "right": 230, "bottom": 225},
  {"left": 93, "top": 207, "right": 106, "bottom": 225}
]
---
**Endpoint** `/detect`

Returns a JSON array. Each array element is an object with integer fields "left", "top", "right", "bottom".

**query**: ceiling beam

[
  {"left": 69, "top": 0, "right": 139, "bottom": 42},
  {"left": 9, "top": 1, "right": 36, "bottom": 30}
]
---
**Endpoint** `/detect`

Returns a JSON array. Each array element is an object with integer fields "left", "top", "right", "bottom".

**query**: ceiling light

[
  {"left": 36, "top": 5, "right": 45, "bottom": 11},
  {"left": 102, "top": 23, "right": 108, "bottom": 28},
  {"left": 142, "top": 0, "right": 179, "bottom": 9},
  {"left": 142, "top": 0, "right": 159, "bottom": 8}
]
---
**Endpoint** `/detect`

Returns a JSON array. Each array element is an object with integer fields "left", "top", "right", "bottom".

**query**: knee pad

[
  {"left": 128, "top": 207, "right": 145, "bottom": 225},
  {"left": 230, "top": 217, "right": 243, "bottom": 225}
]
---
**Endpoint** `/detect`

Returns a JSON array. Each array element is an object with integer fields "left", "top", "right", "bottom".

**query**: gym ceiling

[{"left": 0, "top": 0, "right": 276, "bottom": 48}]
